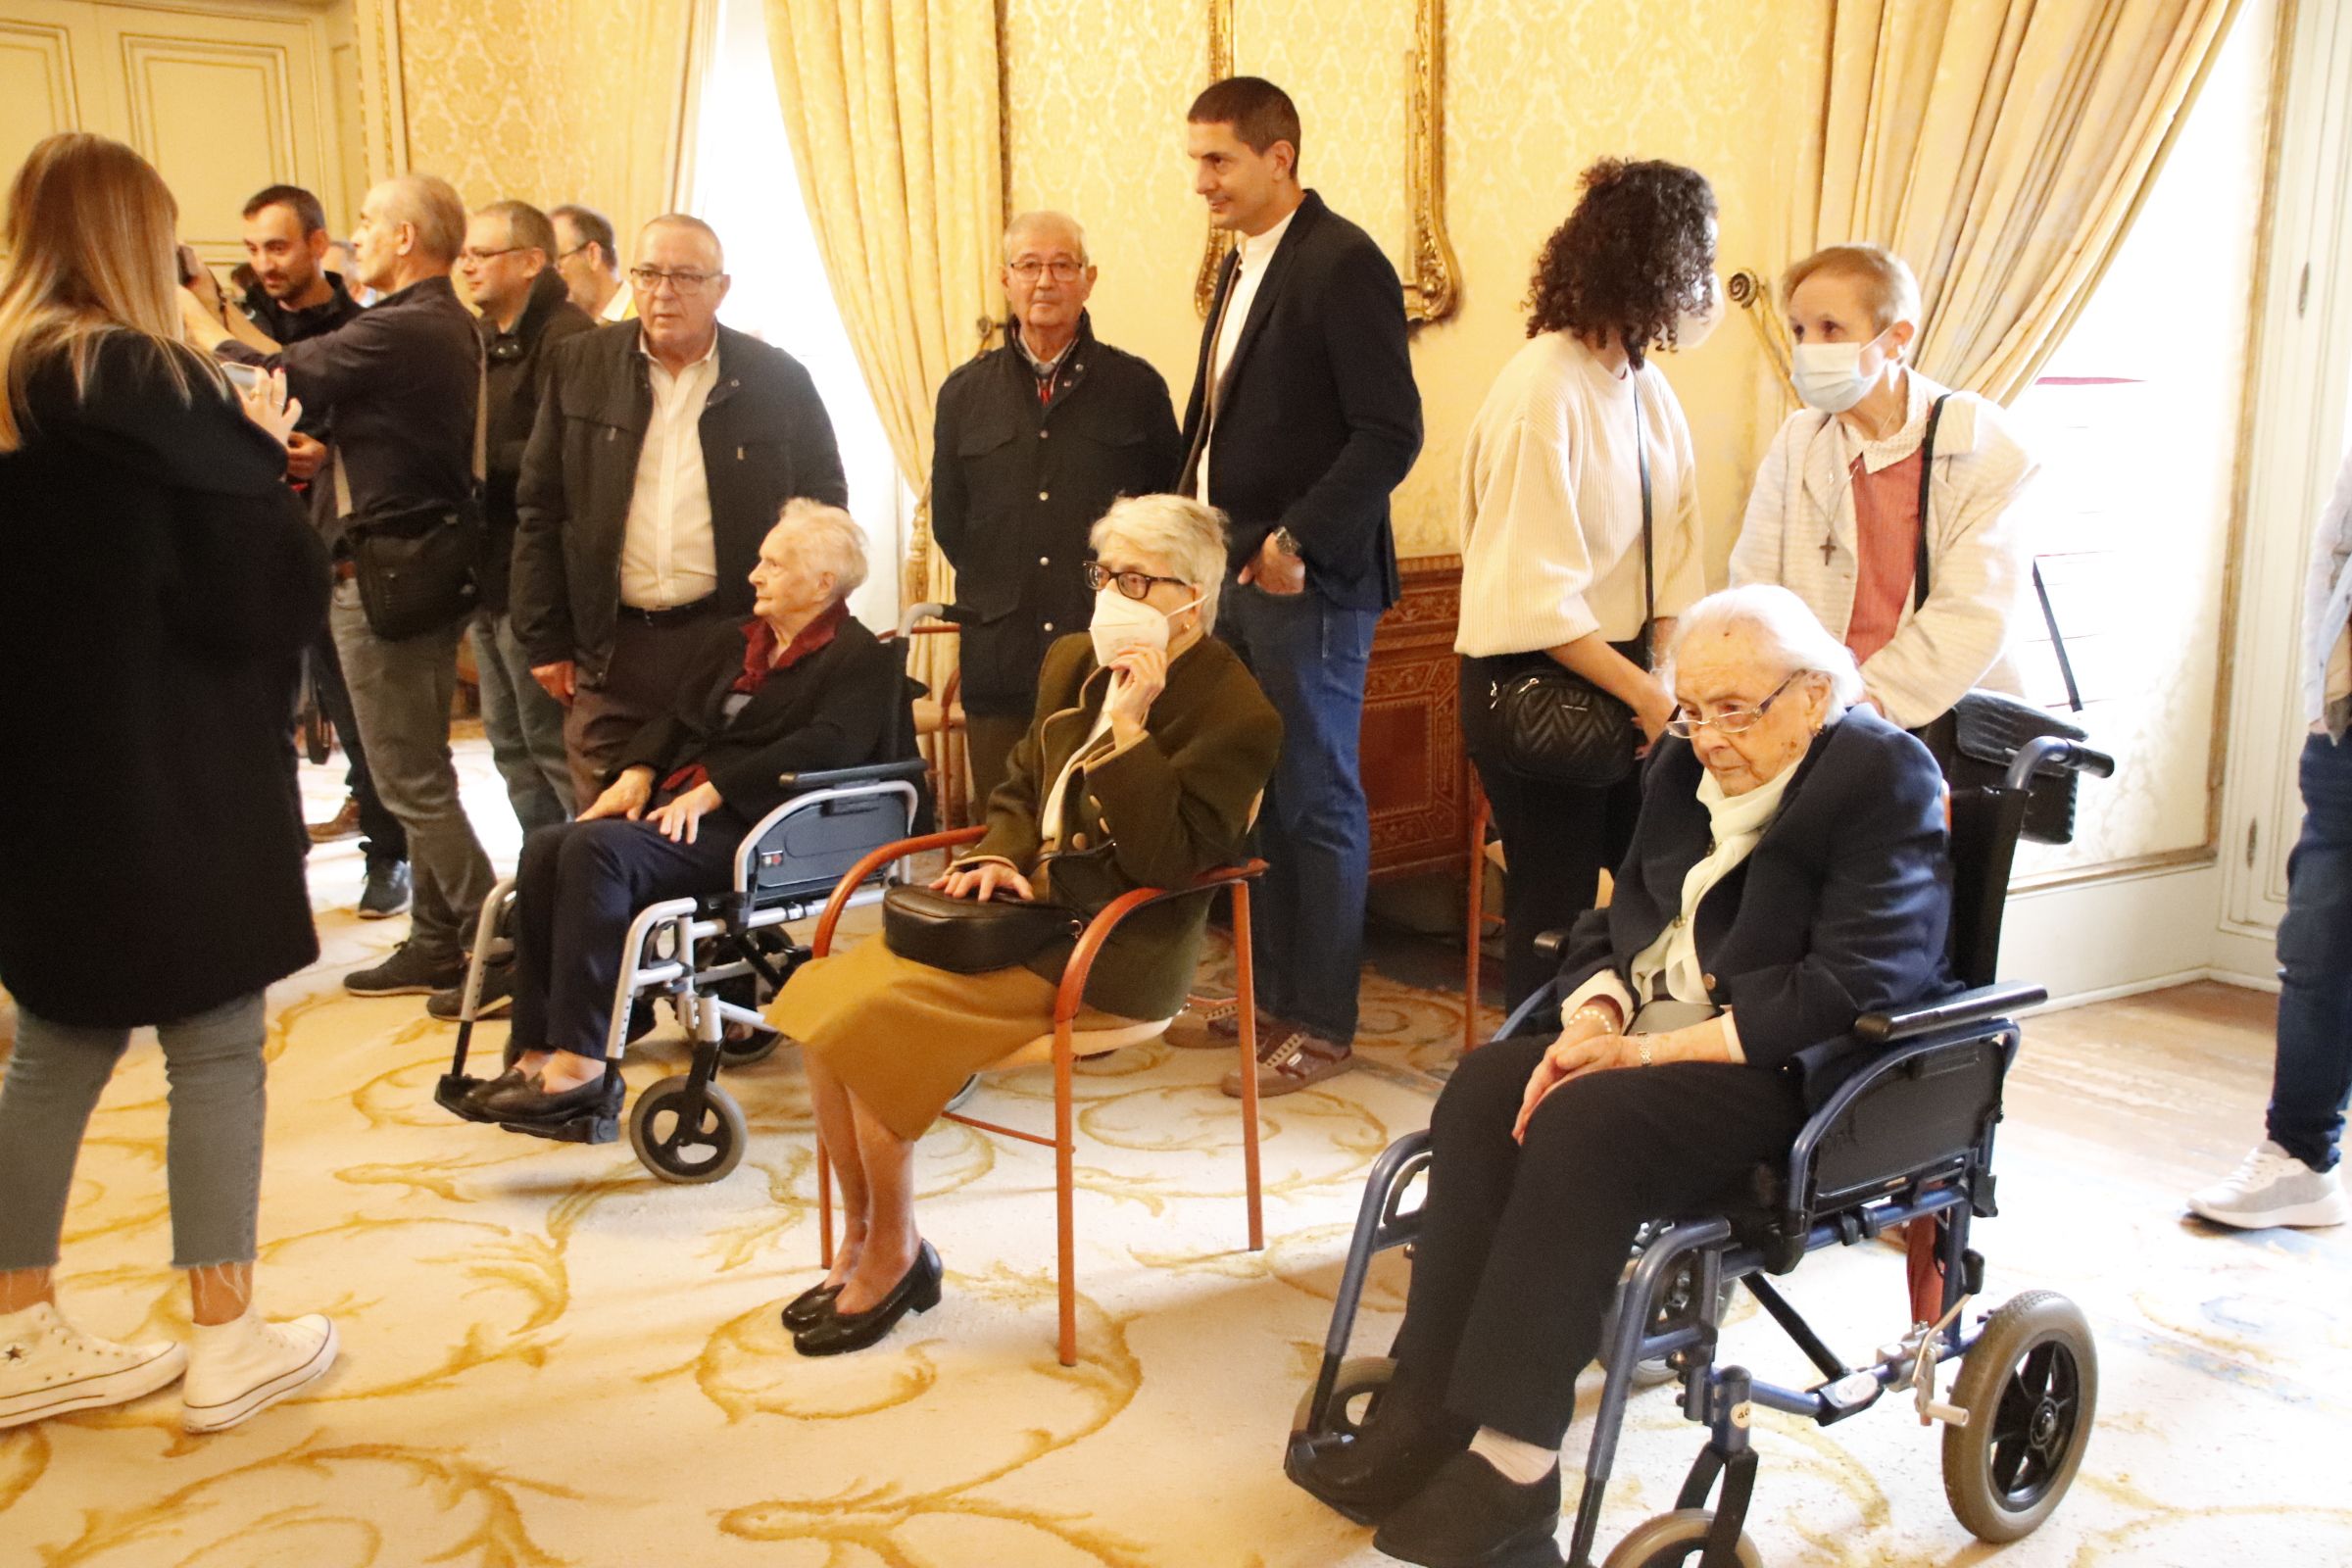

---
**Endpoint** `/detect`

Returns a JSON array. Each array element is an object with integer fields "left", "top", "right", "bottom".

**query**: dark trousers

[
  {"left": 1461, "top": 654, "right": 1645, "bottom": 1011},
  {"left": 508, "top": 813, "right": 746, "bottom": 1060},
  {"left": 1387, "top": 1032, "right": 1805, "bottom": 1447},
  {"left": 2270, "top": 733, "right": 2352, "bottom": 1170},
  {"left": 1219, "top": 581, "right": 1381, "bottom": 1043},
  {"left": 564, "top": 605, "right": 730, "bottom": 809},
  {"left": 963, "top": 711, "right": 1026, "bottom": 820},
  {"left": 310, "top": 625, "right": 406, "bottom": 866}
]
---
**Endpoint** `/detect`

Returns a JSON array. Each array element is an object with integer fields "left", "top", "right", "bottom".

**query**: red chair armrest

[
  {"left": 1053, "top": 860, "right": 1269, "bottom": 1024},
  {"left": 810, "top": 824, "right": 990, "bottom": 958}
]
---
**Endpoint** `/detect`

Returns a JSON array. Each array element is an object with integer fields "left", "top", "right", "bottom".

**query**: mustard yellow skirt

[{"left": 766, "top": 936, "right": 1140, "bottom": 1141}]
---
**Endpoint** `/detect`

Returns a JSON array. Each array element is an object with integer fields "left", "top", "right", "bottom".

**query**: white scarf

[{"left": 1627, "top": 755, "right": 1803, "bottom": 1007}]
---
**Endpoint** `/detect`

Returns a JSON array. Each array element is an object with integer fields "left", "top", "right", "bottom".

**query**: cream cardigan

[{"left": 1728, "top": 369, "right": 2038, "bottom": 730}]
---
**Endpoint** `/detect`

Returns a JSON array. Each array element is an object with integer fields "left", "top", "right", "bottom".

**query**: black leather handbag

[
  {"left": 332, "top": 357, "right": 488, "bottom": 642},
  {"left": 1476, "top": 399, "right": 1655, "bottom": 788},
  {"left": 881, "top": 884, "right": 1081, "bottom": 974},
  {"left": 1910, "top": 395, "right": 2090, "bottom": 845}
]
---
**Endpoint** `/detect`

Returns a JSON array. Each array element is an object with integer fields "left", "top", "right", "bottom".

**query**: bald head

[
  {"left": 639, "top": 213, "right": 724, "bottom": 272},
  {"left": 1004, "top": 209, "right": 1088, "bottom": 263}
]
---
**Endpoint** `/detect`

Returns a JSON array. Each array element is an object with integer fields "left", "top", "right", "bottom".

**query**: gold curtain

[
  {"left": 761, "top": 0, "right": 1004, "bottom": 608},
  {"left": 1788, "top": 0, "right": 2244, "bottom": 402}
]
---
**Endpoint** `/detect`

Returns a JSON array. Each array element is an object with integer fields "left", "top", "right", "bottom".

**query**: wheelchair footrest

[
  {"left": 496, "top": 1110, "right": 620, "bottom": 1146},
  {"left": 433, "top": 1073, "right": 501, "bottom": 1124}
]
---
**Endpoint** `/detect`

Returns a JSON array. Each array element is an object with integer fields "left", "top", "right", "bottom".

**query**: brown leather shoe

[
  {"left": 307, "top": 796, "right": 362, "bottom": 844},
  {"left": 1221, "top": 1027, "right": 1354, "bottom": 1098}
]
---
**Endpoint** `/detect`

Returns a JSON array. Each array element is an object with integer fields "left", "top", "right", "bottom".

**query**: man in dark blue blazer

[{"left": 1178, "top": 77, "right": 1424, "bottom": 1096}]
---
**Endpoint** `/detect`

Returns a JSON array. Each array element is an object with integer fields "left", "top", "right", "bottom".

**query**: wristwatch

[{"left": 1271, "top": 526, "right": 1303, "bottom": 559}]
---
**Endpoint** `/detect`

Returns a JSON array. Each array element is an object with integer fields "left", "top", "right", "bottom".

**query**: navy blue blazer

[{"left": 1553, "top": 710, "right": 1958, "bottom": 1107}]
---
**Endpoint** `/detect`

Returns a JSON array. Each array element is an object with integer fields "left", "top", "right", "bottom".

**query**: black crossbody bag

[
  {"left": 333, "top": 357, "right": 489, "bottom": 641},
  {"left": 1471, "top": 394, "right": 1656, "bottom": 788},
  {"left": 880, "top": 884, "right": 1081, "bottom": 974},
  {"left": 1911, "top": 394, "right": 2090, "bottom": 845}
]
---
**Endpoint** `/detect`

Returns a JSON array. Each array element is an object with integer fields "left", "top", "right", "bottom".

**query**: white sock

[{"left": 1468, "top": 1425, "right": 1558, "bottom": 1486}]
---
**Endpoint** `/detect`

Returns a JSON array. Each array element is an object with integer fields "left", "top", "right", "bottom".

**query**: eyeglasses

[
  {"left": 1085, "top": 562, "right": 1191, "bottom": 601},
  {"left": 1008, "top": 259, "right": 1088, "bottom": 280},
  {"left": 629, "top": 267, "right": 721, "bottom": 295},
  {"left": 557, "top": 243, "right": 591, "bottom": 262},
  {"left": 459, "top": 245, "right": 526, "bottom": 265},
  {"left": 1663, "top": 673, "right": 1803, "bottom": 738}
]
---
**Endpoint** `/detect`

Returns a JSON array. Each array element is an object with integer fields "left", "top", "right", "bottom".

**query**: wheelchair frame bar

[{"left": 1300, "top": 1132, "right": 1436, "bottom": 1433}]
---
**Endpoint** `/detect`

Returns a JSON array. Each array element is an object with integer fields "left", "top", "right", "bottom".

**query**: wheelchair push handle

[
  {"left": 774, "top": 758, "right": 933, "bottom": 792},
  {"left": 2003, "top": 734, "right": 2115, "bottom": 791}
]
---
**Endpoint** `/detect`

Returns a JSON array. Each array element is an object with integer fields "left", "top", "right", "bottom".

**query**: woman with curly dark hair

[{"left": 1455, "top": 158, "right": 1721, "bottom": 1008}]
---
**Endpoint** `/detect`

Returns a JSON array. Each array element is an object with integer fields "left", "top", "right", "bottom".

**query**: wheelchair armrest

[
  {"left": 1853, "top": 981, "right": 2047, "bottom": 1046},
  {"left": 776, "top": 758, "right": 933, "bottom": 792}
]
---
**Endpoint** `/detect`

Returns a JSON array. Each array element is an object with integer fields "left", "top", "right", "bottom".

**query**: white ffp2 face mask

[
  {"left": 1088, "top": 586, "right": 1200, "bottom": 667},
  {"left": 1789, "top": 334, "right": 1890, "bottom": 414},
  {"left": 1673, "top": 276, "right": 1724, "bottom": 352}
]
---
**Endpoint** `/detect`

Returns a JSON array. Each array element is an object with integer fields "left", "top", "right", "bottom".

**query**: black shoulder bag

[
  {"left": 333, "top": 356, "right": 489, "bottom": 641},
  {"left": 1912, "top": 394, "right": 2090, "bottom": 845},
  {"left": 880, "top": 884, "right": 1081, "bottom": 974},
  {"left": 1478, "top": 390, "right": 1656, "bottom": 788}
]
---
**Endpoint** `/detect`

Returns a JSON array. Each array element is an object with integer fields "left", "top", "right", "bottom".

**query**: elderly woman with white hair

[
  {"left": 1730, "top": 244, "right": 2039, "bottom": 736},
  {"left": 766, "top": 494, "right": 1282, "bottom": 1356},
  {"left": 1290, "top": 584, "right": 1958, "bottom": 1568},
  {"left": 466, "top": 500, "right": 908, "bottom": 1127}
]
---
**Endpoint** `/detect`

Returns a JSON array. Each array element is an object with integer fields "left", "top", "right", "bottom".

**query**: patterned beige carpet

[{"left": 3, "top": 742, "right": 2347, "bottom": 1567}]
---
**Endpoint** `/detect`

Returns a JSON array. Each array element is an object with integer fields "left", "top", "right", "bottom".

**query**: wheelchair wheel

[
  {"left": 628, "top": 1076, "right": 748, "bottom": 1185},
  {"left": 1602, "top": 1510, "right": 1763, "bottom": 1567},
  {"left": 717, "top": 1025, "right": 789, "bottom": 1068},
  {"left": 1941, "top": 1290, "right": 2097, "bottom": 1543},
  {"left": 1289, "top": 1356, "right": 1395, "bottom": 1438},
  {"left": 944, "top": 1075, "right": 981, "bottom": 1113}
]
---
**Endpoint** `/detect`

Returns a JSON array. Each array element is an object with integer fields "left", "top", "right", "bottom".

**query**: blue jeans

[
  {"left": 472, "top": 610, "right": 573, "bottom": 836},
  {"left": 2270, "top": 732, "right": 2352, "bottom": 1171},
  {"left": 1219, "top": 581, "right": 1380, "bottom": 1043}
]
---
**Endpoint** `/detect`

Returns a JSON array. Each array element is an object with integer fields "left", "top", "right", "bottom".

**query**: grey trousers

[
  {"left": 0, "top": 993, "right": 269, "bottom": 1270},
  {"left": 471, "top": 610, "right": 573, "bottom": 836},
  {"left": 330, "top": 584, "right": 495, "bottom": 960}
]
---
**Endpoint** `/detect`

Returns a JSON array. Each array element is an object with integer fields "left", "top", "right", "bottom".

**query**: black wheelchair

[{"left": 1288, "top": 735, "right": 2114, "bottom": 1567}]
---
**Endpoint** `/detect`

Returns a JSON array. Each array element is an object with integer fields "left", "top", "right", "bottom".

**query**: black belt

[{"left": 616, "top": 596, "right": 720, "bottom": 628}]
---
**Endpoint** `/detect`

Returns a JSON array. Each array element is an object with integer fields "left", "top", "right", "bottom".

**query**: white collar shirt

[
  {"left": 1194, "top": 203, "right": 1299, "bottom": 507},
  {"left": 619, "top": 332, "right": 722, "bottom": 611}
]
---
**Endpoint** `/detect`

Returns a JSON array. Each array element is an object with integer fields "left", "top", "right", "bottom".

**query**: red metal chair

[{"left": 805, "top": 825, "right": 1267, "bottom": 1365}]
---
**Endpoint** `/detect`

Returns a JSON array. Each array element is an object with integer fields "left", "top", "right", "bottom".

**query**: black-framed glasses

[
  {"left": 1008, "top": 259, "right": 1088, "bottom": 280},
  {"left": 629, "top": 266, "right": 720, "bottom": 294},
  {"left": 1663, "top": 673, "right": 1803, "bottom": 738},
  {"left": 459, "top": 245, "right": 523, "bottom": 265},
  {"left": 557, "top": 243, "right": 591, "bottom": 262},
  {"left": 1085, "top": 561, "right": 1191, "bottom": 601}
]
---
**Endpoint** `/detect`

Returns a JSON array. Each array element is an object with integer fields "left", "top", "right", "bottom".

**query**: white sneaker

[
  {"left": 0, "top": 1301, "right": 187, "bottom": 1430},
  {"left": 180, "top": 1309, "right": 338, "bottom": 1433},
  {"left": 2187, "top": 1140, "right": 2350, "bottom": 1230}
]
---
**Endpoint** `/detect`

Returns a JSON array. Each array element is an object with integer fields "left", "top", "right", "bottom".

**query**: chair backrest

[{"left": 1943, "top": 783, "right": 2032, "bottom": 990}]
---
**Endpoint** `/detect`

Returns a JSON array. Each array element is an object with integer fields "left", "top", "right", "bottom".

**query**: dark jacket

[
  {"left": 1179, "top": 191, "right": 1423, "bottom": 611},
  {"left": 478, "top": 269, "right": 596, "bottom": 611},
  {"left": 227, "top": 273, "right": 479, "bottom": 543},
  {"left": 968, "top": 633, "right": 1282, "bottom": 1020},
  {"left": 0, "top": 335, "right": 330, "bottom": 1027},
  {"left": 241, "top": 272, "right": 362, "bottom": 444},
  {"left": 932, "top": 314, "right": 1183, "bottom": 717},
  {"left": 1554, "top": 710, "right": 1958, "bottom": 1108},
  {"left": 513, "top": 322, "right": 850, "bottom": 681},
  {"left": 612, "top": 612, "right": 913, "bottom": 823}
]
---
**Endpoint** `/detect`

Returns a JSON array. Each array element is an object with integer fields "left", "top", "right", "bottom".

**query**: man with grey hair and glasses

[{"left": 931, "top": 210, "right": 1182, "bottom": 807}]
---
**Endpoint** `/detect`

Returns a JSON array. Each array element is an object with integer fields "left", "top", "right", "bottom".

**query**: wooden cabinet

[{"left": 1365, "top": 555, "right": 1468, "bottom": 883}]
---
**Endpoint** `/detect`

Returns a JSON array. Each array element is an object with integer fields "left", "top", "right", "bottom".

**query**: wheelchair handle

[
  {"left": 774, "top": 758, "right": 933, "bottom": 791},
  {"left": 2003, "top": 735, "right": 2115, "bottom": 791}
]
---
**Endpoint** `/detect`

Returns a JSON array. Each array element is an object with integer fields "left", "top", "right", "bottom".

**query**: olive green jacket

[{"left": 963, "top": 632, "right": 1282, "bottom": 1020}]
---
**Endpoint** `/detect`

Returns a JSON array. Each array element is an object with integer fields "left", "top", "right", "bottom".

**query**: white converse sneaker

[
  {"left": 180, "top": 1309, "right": 338, "bottom": 1433},
  {"left": 0, "top": 1302, "right": 187, "bottom": 1430},
  {"left": 2187, "top": 1140, "right": 2351, "bottom": 1230}
]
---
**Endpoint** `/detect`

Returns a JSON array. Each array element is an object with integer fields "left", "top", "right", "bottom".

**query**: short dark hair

[
  {"left": 479, "top": 199, "right": 558, "bottom": 259},
  {"left": 1187, "top": 76, "right": 1302, "bottom": 175},
  {"left": 550, "top": 203, "right": 617, "bottom": 273},
  {"left": 1525, "top": 159, "right": 1718, "bottom": 370},
  {"left": 242, "top": 183, "right": 327, "bottom": 236}
]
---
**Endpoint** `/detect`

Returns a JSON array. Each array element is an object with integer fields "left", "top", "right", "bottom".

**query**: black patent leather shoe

[
  {"left": 791, "top": 1242, "right": 941, "bottom": 1356},
  {"left": 476, "top": 1068, "right": 615, "bottom": 1123},
  {"left": 1371, "top": 1450, "right": 1561, "bottom": 1568},
  {"left": 779, "top": 1281, "right": 842, "bottom": 1332},
  {"left": 1287, "top": 1401, "right": 1474, "bottom": 1526}
]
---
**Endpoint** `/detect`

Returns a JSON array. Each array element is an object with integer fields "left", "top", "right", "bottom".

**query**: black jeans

[
  {"left": 508, "top": 813, "right": 747, "bottom": 1060},
  {"left": 1460, "top": 655, "right": 1644, "bottom": 1011},
  {"left": 1387, "top": 1032, "right": 1805, "bottom": 1447}
]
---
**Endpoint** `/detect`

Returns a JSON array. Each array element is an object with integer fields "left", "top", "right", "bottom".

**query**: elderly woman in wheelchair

[
  {"left": 763, "top": 494, "right": 1282, "bottom": 1357},
  {"left": 1290, "top": 585, "right": 1964, "bottom": 1566},
  {"left": 453, "top": 500, "right": 909, "bottom": 1132}
]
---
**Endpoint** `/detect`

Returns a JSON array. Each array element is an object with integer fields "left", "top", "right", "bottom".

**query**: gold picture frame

[{"left": 1195, "top": 0, "right": 1459, "bottom": 327}]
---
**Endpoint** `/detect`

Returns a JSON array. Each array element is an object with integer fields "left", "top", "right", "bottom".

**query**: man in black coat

[
  {"left": 512, "top": 214, "right": 850, "bottom": 808},
  {"left": 932, "top": 209, "right": 1182, "bottom": 808},
  {"left": 456, "top": 200, "right": 595, "bottom": 842},
  {"left": 1178, "top": 77, "right": 1424, "bottom": 1096}
]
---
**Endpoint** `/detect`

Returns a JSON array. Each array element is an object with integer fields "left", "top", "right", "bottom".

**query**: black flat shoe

[
  {"left": 463, "top": 1067, "right": 528, "bottom": 1107},
  {"left": 779, "top": 1281, "right": 842, "bottom": 1332},
  {"left": 477, "top": 1069, "right": 615, "bottom": 1123},
  {"left": 791, "top": 1242, "right": 941, "bottom": 1356},
  {"left": 1286, "top": 1400, "right": 1475, "bottom": 1526},
  {"left": 1372, "top": 1450, "right": 1561, "bottom": 1568}
]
